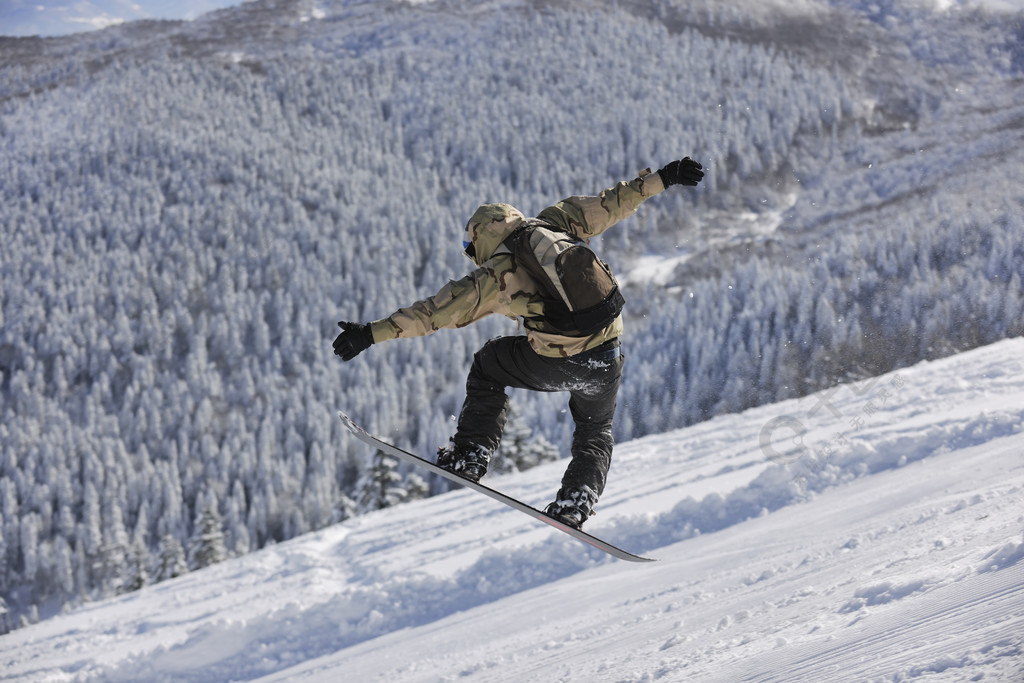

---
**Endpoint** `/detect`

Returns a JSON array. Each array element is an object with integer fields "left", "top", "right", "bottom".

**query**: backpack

[{"left": 506, "top": 219, "right": 625, "bottom": 337}]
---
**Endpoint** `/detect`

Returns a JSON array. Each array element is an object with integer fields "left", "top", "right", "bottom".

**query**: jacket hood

[{"left": 464, "top": 203, "right": 525, "bottom": 266}]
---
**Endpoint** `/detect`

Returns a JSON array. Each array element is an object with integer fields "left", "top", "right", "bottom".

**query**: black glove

[
  {"left": 333, "top": 321, "right": 374, "bottom": 361},
  {"left": 658, "top": 157, "right": 704, "bottom": 188}
]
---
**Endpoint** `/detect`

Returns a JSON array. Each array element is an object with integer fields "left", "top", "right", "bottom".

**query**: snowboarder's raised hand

[
  {"left": 334, "top": 321, "right": 374, "bottom": 361},
  {"left": 658, "top": 157, "right": 704, "bottom": 188}
]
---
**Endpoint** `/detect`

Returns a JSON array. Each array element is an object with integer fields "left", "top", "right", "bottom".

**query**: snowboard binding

[
  {"left": 436, "top": 441, "right": 491, "bottom": 483},
  {"left": 544, "top": 485, "right": 598, "bottom": 530}
]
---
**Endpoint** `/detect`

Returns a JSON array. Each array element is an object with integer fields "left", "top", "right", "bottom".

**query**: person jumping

[{"left": 334, "top": 158, "right": 704, "bottom": 528}]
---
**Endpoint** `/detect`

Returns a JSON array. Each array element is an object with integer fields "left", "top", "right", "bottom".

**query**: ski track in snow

[{"left": 1, "top": 339, "right": 1024, "bottom": 682}]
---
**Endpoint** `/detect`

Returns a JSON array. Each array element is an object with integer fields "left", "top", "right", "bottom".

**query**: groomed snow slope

[{"left": 2, "top": 338, "right": 1023, "bottom": 682}]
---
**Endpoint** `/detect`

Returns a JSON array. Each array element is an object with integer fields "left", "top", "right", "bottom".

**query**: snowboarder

[{"left": 334, "top": 158, "right": 704, "bottom": 528}]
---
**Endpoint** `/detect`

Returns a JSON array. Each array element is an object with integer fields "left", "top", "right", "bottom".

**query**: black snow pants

[{"left": 452, "top": 335, "right": 624, "bottom": 499}]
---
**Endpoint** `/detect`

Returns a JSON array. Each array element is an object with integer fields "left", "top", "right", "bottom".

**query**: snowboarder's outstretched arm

[
  {"left": 367, "top": 267, "right": 504, "bottom": 343},
  {"left": 334, "top": 267, "right": 506, "bottom": 361},
  {"left": 537, "top": 158, "right": 703, "bottom": 240}
]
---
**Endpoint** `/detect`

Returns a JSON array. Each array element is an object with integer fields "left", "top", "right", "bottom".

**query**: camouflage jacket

[{"left": 369, "top": 169, "right": 666, "bottom": 358}]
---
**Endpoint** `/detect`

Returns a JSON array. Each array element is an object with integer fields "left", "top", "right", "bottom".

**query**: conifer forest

[{"left": 1, "top": 0, "right": 1023, "bottom": 630}]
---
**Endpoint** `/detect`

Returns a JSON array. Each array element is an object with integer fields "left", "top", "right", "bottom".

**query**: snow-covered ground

[{"left": 3, "top": 338, "right": 1023, "bottom": 681}]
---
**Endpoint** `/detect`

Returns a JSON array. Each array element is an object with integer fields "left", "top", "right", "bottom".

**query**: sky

[
  {"left": 0, "top": 0, "right": 246, "bottom": 37},
  {"left": 2, "top": 0, "right": 1024, "bottom": 38}
]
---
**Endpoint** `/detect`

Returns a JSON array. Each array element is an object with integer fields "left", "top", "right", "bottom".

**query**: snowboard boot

[
  {"left": 544, "top": 485, "right": 598, "bottom": 530},
  {"left": 436, "top": 441, "right": 491, "bottom": 483}
]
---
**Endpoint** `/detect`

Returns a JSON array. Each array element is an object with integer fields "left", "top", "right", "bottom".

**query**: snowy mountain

[
  {"left": 2, "top": 0, "right": 1024, "bottom": 637},
  {"left": 2, "top": 337, "right": 1023, "bottom": 681}
]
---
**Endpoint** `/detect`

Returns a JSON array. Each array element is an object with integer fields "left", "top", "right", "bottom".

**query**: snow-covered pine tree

[
  {"left": 125, "top": 540, "right": 150, "bottom": 592},
  {"left": 0, "top": 512, "right": 9, "bottom": 596},
  {"left": 520, "top": 437, "right": 560, "bottom": 472},
  {"left": 99, "top": 500, "right": 130, "bottom": 598},
  {"left": 0, "top": 595, "right": 10, "bottom": 635},
  {"left": 155, "top": 534, "right": 187, "bottom": 583},
  {"left": 491, "top": 408, "right": 559, "bottom": 474},
  {"left": 331, "top": 493, "right": 355, "bottom": 523},
  {"left": 188, "top": 503, "right": 227, "bottom": 571},
  {"left": 404, "top": 473, "right": 429, "bottom": 502},
  {"left": 356, "top": 452, "right": 405, "bottom": 512}
]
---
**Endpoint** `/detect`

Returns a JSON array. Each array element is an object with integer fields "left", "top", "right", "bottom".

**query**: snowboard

[{"left": 339, "top": 412, "right": 655, "bottom": 563}]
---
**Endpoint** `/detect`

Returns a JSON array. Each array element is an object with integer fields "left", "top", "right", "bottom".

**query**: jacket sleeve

[
  {"left": 537, "top": 169, "right": 665, "bottom": 239},
  {"left": 369, "top": 267, "right": 502, "bottom": 343}
]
